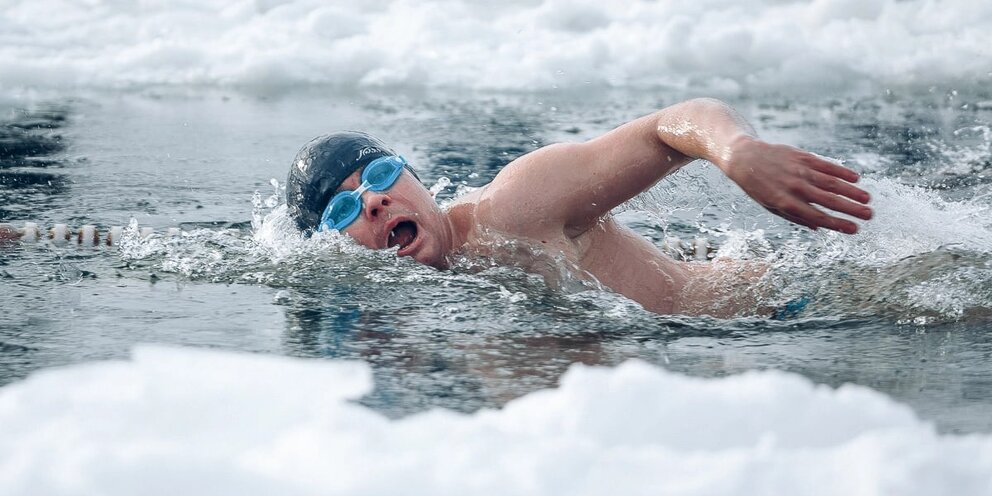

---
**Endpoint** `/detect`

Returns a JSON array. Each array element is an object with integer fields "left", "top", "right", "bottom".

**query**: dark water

[{"left": 1, "top": 88, "right": 990, "bottom": 434}]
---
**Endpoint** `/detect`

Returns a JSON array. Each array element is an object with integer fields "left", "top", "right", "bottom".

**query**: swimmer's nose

[{"left": 363, "top": 191, "right": 391, "bottom": 221}]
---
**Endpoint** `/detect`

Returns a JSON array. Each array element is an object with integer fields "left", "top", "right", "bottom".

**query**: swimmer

[{"left": 286, "top": 98, "right": 872, "bottom": 316}]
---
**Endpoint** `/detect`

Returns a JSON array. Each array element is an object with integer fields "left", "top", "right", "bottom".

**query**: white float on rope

[{"left": 0, "top": 222, "right": 186, "bottom": 247}]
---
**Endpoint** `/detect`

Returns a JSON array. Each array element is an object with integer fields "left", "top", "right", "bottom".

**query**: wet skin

[{"left": 332, "top": 98, "right": 873, "bottom": 316}]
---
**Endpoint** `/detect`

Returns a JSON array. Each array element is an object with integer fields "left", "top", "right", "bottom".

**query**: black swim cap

[{"left": 285, "top": 131, "right": 418, "bottom": 233}]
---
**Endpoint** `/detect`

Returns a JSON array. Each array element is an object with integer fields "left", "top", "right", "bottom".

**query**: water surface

[{"left": 1, "top": 87, "right": 990, "bottom": 433}]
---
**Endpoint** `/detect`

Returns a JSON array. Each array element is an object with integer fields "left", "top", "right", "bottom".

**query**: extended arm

[
  {"left": 655, "top": 98, "right": 872, "bottom": 233},
  {"left": 488, "top": 98, "right": 871, "bottom": 235}
]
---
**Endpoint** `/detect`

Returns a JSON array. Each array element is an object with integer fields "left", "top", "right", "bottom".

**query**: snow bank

[
  {"left": 1, "top": 346, "right": 990, "bottom": 495},
  {"left": 1, "top": 0, "right": 988, "bottom": 94}
]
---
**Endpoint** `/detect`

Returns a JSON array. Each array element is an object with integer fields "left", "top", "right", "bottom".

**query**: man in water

[{"left": 286, "top": 98, "right": 872, "bottom": 316}]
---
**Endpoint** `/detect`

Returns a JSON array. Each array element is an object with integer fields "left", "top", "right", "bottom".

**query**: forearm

[
  {"left": 518, "top": 99, "right": 755, "bottom": 230},
  {"left": 654, "top": 98, "right": 757, "bottom": 172},
  {"left": 653, "top": 98, "right": 872, "bottom": 234}
]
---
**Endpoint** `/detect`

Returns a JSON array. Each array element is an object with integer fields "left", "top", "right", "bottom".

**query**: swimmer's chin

[
  {"left": 395, "top": 235, "right": 450, "bottom": 270},
  {"left": 411, "top": 248, "right": 451, "bottom": 270}
]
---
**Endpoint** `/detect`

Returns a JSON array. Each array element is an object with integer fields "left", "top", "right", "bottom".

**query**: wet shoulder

[{"left": 468, "top": 170, "right": 567, "bottom": 238}]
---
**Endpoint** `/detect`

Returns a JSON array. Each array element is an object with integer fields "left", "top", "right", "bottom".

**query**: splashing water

[{"left": 105, "top": 164, "right": 992, "bottom": 324}]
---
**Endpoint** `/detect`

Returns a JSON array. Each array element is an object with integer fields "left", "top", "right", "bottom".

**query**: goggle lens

[
  {"left": 363, "top": 157, "right": 404, "bottom": 190},
  {"left": 326, "top": 193, "right": 360, "bottom": 226},
  {"left": 318, "top": 155, "right": 408, "bottom": 232}
]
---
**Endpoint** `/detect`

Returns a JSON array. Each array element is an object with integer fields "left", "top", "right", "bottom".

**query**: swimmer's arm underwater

[{"left": 489, "top": 98, "right": 872, "bottom": 236}]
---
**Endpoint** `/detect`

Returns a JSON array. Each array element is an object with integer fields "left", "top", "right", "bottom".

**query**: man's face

[{"left": 333, "top": 168, "right": 451, "bottom": 269}]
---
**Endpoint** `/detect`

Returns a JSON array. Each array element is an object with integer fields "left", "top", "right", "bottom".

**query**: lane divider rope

[{"left": 0, "top": 222, "right": 180, "bottom": 247}]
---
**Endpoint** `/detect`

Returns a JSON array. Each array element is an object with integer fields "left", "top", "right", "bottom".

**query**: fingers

[
  {"left": 803, "top": 184, "right": 873, "bottom": 221},
  {"left": 806, "top": 154, "right": 861, "bottom": 184},
  {"left": 801, "top": 203, "right": 859, "bottom": 234},
  {"left": 775, "top": 199, "right": 860, "bottom": 234},
  {"left": 798, "top": 156, "right": 873, "bottom": 233},
  {"left": 808, "top": 170, "right": 871, "bottom": 204},
  {"left": 772, "top": 209, "right": 816, "bottom": 230}
]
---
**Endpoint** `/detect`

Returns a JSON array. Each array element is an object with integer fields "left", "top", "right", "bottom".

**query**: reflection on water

[
  {"left": 277, "top": 274, "right": 992, "bottom": 434},
  {"left": 0, "top": 89, "right": 990, "bottom": 435}
]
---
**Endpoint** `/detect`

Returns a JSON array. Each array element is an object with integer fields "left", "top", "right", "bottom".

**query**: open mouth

[{"left": 387, "top": 220, "right": 418, "bottom": 251}]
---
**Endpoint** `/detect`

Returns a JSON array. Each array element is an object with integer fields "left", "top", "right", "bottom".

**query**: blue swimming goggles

[{"left": 318, "top": 155, "right": 407, "bottom": 232}]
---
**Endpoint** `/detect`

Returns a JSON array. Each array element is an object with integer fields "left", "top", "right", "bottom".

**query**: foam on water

[
  {"left": 0, "top": 346, "right": 990, "bottom": 495},
  {"left": 781, "top": 177, "right": 992, "bottom": 318},
  {"left": 1, "top": 0, "right": 989, "bottom": 95}
]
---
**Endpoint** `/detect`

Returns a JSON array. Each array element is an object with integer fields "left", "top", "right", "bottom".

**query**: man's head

[{"left": 286, "top": 131, "right": 453, "bottom": 268}]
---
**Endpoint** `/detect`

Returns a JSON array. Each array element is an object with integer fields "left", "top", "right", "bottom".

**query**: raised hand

[{"left": 721, "top": 136, "right": 872, "bottom": 234}]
